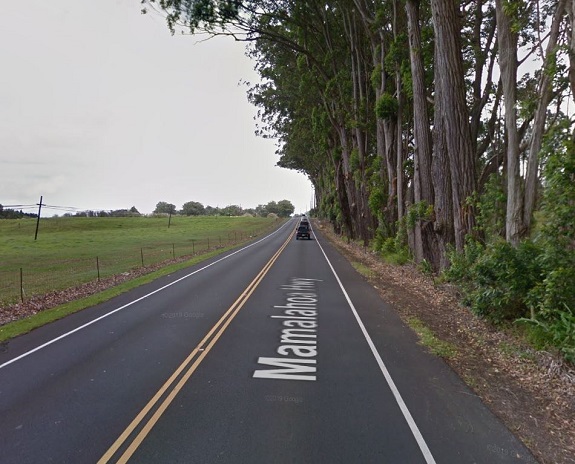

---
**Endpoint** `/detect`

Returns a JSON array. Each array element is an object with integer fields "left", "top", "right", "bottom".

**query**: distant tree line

[
  {"left": 0, "top": 205, "right": 37, "bottom": 219},
  {"left": 154, "top": 200, "right": 295, "bottom": 218},
  {"left": 60, "top": 207, "right": 142, "bottom": 218},
  {"left": 1, "top": 201, "right": 296, "bottom": 219}
]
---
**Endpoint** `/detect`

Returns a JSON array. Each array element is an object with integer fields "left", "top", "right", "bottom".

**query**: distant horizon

[
  {"left": 0, "top": 0, "right": 313, "bottom": 217},
  {"left": 1, "top": 198, "right": 309, "bottom": 217},
  {"left": 0, "top": 198, "right": 311, "bottom": 219}
]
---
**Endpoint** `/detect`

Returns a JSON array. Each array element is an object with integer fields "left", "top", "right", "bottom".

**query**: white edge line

[
  {"left": 0, "top": 221, "right": 293, "bottom": 370},
  {"left": 314, "top": 235, "right": 437, "bottom": 464}
]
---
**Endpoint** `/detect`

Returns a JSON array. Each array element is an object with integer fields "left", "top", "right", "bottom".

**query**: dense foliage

[{"left": 145, "top": 0, "right": 575, "bottom": 360}]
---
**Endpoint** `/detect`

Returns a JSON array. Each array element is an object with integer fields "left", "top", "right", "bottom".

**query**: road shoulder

[{"left": 315, "top": 220, "right": 575, "bottom": 464}]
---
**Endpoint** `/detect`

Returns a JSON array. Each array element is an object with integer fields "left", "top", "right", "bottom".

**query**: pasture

[{"left": 0, "top": 215, "right": 279, "bottom": 304}]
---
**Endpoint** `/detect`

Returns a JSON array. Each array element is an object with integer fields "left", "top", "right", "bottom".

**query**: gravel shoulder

[{"left": 316, "top": 221, "right": 575, "bottom": 464}]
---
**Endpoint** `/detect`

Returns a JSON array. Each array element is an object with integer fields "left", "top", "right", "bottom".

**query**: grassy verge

[
  {"left": 0, "top": 246, "right": 235, "bottom": 343},
  {"left": 351, "top": 261, "right": 375, "bottom": 278},
  {"left": 407, "top": 317, "right": 458, "bottom": 359},
  {"left": 0, "top": 216, "right": 279, "bottom": 304}
]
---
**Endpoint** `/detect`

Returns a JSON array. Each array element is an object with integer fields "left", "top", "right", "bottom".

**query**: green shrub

[
  {"left": 443, "top": 237, "right": 485, "bottom": 285},
  {"left": 444, "top": 239, "right": 542, "bottom": 323},
  {"left": 519, "top": 305, "right": 575, "bottom": 363},
  {"left": 520, "top": 126, "right": 575, "bottom": 362},
  {"left": 375, "top": 93, "right": 398, "bottom": 120},
  {"left": 479, "top": 241, "right": 542, "bottom": 321},
  {"left": 372, "top": 231, "right": 389, "bottom": 253},
  {"left": 476, "top": 173, "right": 506, "bottom": 240},
  {"left": 406, "top": 201, "right": 433, "bottom": 229},
  {"left": 441, "top": 125, "right": 575, "bottom": 361},
  {"left": 372, "top": 228, "right": 410, "bottom": 265}
]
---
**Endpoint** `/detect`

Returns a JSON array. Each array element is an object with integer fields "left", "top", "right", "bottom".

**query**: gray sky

[{"left": 0, "top": 0, "right": 313, "bottom": 215}]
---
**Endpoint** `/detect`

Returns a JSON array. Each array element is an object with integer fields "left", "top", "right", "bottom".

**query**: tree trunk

[
  {"left": 406, "top": 0, "right": 441, "bottom": 269},
  {"left": 346, "top": 9, "right": 372, "bottom": 245},
  {"left": 523, "top": 0, "right": 567, "bottom": 233},
  {"left": 331, "top": 144, "right": 355, "bottom": 237},
  {"left": 393, "top": 0, "right": 405, "bottom": 225},
  {"left": 469, "top": 2, "right": 497, "bottom": 158},
  {"left": 495, "top": 0, "right": 523, "bottom": 245},
  {"left": 432, "top": 25, "right": 454, "bottom": 270},
  {"left": 568, "top": 1, "right": 575, "bottom": 101},
  {"left": 352, "top": 0, "right": 398, "bottom": 235},
  {"left": 431, "top": 0, "right": 477, "bottom": 252},
  {"left": 336, "top": 124, "right": 360, "bottom": 238}
]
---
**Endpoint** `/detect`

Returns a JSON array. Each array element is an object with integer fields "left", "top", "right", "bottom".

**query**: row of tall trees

[
  {"left": 144, "top": 0, "right": 573, "bottom": 271},
  {"left": 145, "top": 1, "right": 575, "bottom": 357}
]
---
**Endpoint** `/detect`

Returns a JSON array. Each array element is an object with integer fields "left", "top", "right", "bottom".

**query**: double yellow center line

[{"left": 98, "top": 230, "right": 294, "bottom": 463}]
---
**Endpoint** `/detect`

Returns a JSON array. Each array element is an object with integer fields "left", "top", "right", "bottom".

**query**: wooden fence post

[{"left": 20, "top": 267, "right": 24, "bottom": 303}]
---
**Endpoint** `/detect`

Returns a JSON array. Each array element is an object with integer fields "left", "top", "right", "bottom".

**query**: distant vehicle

[{"left": 296, "top": 224, "right": 311, "bottom": 240}]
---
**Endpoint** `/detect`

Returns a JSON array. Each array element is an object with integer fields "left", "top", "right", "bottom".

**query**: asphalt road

[{"left": 0, "top": 218, "right": 537, "bottom": 463}]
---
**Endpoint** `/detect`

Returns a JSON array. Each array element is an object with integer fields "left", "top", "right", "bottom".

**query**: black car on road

[{"left": 296, "top": 224, "right": 311, "bottom": 240}]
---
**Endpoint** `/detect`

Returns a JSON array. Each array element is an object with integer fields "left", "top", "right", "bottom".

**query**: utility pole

[
  {"left": 168, "top": 205, "right": 174, "bottom": 228},
  {"left": 34, "top": 195, "right": 44, "bottom": 240}
]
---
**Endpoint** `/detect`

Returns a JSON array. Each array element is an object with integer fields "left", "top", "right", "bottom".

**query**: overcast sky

[{"left": 0, "top": 0, "right": 313, "bottom": 216}]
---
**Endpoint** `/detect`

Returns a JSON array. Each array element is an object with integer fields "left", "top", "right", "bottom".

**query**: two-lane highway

[{"left": 0, "top": 219, "right": 537, "bottom": 463}]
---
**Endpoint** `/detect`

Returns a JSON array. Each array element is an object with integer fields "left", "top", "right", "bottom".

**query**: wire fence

[{"left": 0, "top": 234, "right": 246, "bottom": 306}]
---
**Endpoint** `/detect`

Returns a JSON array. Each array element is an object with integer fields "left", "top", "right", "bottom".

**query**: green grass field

[{"left": 0, "top": 215, "right": 280, "bottom": 304}]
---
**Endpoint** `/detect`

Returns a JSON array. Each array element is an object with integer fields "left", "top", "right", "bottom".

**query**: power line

[
  {"left": 3, "top": 202, "right": 117, "bottom": 213},
  {"left": 43, "top": 204, "right": 83, "bottom": 212}
]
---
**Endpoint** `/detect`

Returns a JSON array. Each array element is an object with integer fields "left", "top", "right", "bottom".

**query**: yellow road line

[{"left": 98, "top": 230, "right": 294, "bottom": 463}]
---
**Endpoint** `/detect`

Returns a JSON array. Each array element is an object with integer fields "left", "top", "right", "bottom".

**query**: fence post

[
  {"left": 172, "top": 243, "right": 175, "bottom": 259},
  {"left": 96, "top": 257, "right": 100, "bottom": 282},
  {"left": 20, "top": 267, "right": 24, "bottom": 303},
  {"left": 141, "top": 248, "right": 144, "bottom": 267},
  {"left": 192, "top": 239, "right": 195, "bottom": 254}
]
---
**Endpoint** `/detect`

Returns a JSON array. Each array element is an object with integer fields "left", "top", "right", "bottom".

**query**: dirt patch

[{"left": 316, "top": 221, "right": 575, "bottom": 464}]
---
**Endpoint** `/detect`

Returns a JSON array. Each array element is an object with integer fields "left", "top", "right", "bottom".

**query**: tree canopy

[
  {"left": 146, "top": 0, "right": 575, "bottom": 358},
  {"left": 154, "top": 201, "right": 177, "bottom": 214}
]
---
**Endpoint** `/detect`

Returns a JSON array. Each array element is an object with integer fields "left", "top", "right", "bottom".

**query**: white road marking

[
  {"left": 314, "top": 235, "right": 437, "bottom": 464},
  {"left": 0, "top": 221, "right": 294, "bottom": 370}
]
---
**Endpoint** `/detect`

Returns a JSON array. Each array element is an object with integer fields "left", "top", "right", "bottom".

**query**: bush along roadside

[
  {"left": 443, "top": 238, "right": 575, "bottom": 363},
  {"left": 442, "top": 134, "right": 575, "bottom": 365},
  {"left": 444, "top": 150, "right": 575, "bottom": 363}
]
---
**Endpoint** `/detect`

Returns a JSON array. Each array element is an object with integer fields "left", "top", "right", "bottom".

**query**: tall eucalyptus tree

[
  {"left": 405, "top": 0, "right": 438, "bottom": 266},
  {"left": 352, "top": 0, "right": 399, "bottom": 234},
  {"left": 431, "top": 0, "right": 478, "bottom": 251}
]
